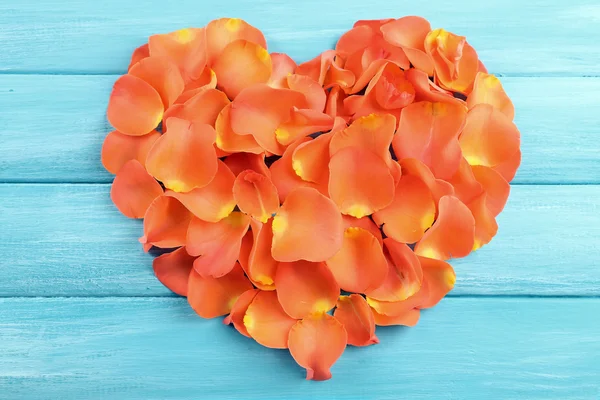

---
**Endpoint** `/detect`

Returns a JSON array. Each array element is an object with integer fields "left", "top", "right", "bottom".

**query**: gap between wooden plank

[
  {"left": 1, "top": 184, "right": 599, "bottom": 297},
  {"left": 0, "top": 297, "right": 598, "bottom": 400}
]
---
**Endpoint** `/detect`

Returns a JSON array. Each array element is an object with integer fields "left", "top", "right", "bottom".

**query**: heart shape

[{"left": 101, "top": 16, "right": 521, "bottom": 380}]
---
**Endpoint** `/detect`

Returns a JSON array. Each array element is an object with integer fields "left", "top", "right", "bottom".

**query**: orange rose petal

[
  {"left": 128, "top": 43, "right": 149, "bottom": 71},
  {"left": 460, "top": 104, "right": 521, "bottom": 168},
  {"left": 187, "top": 262, "right": 253, "bottom": 319},
  {"left": 330, "top": 113, "right": 396, "bottom": 162},
  {"left": 414, "top": 195, "right": 476, "bottom": 260},
  {"left": 404, "top": 68, "right": 463, "bottom": 106},
  {"left": 271, "top": 187, "right": 343, "bottom": 262},
  {"left": 213, "top": 40, "right": 272, "bottom": 99},
  {"left": 224, "top": 152, "right": 270, "bottom": 177},
  {"left": 393, "top": 101, "right": 466, "bottom": 179},
  {"left": 425, "top": 29, "right": 479, "bottom": 93},
  {"left": 468, "top": 193, "right": 499, "bottom": 251},
  {"left": 325, "top": 86, "right": 350, "bottom": 120},
  {"left": 186, "top": 212, "right": 251, "bottom": 278},
  {"left": 183, "top": 66, "right": 218, "bottom": 93},
  {"left": 214, "top": 104, "right": 264, "bottom": 154},
  {"left": 286, "top": 74, "right": 327, "bottom": 112},
  {"left": 414, "top": 255, "right": 456, "bottom": 308},
  {"left": 152, "top": 246, "right": 196, "bottom": 296},
  {"left": 365, "top": 239, "right": 423, "bottom": 302},
  {"left": 372, "top": 174, "right": 436, "bottom": 244},
  {"left": 244, "top": 290, "right": 298, "bottom": 349},
  {"left": 467, "top": 72, "right": 515, "bottom": 120},
  {"left": 370, "top": 307, "right": 420, "bottom": 327},
  {"left": 471, "top": 165, "right": 510, "bottom": 217},
  {"left": 230, "top": 84, "right": 306, "bottom": 155},
  {"left": 223, "top": 288, "right": 260, "bottom": 337},
  {"left": 399, "top": 158, "right": 456, "bottom": 205},
  {"left": 335, "top": 25, "right": 375, "bottom": 59},
  {"left": 247, "top": 219, "right": 278, "bottom": 289},
  {"left": 323, "top": 54, "right": 356, "bottom": 90},
  {"left": 288, "top": 313, "right": 347, "bottom": 381},
  {"left": 291, "top": 132, "right": 332, "bottom": 183},
  {"left": 328, "top": 147, "right": 395, "bottom": 218},
  {"left": 165, "top": 160, "right": 236, "bottom": 223},
  {"left": 145, "top": 118, "right": 218, "bottom": 193},
  {"left": 275, "top": 108, "right": 334, "bottom": 147},
  {"left": 368, "top": 63, "right": 415, "bottom": 110},
  {"left": 206, "top": 18, "right": 267, "bottom": 65},
  {"left": 239, "top": 230, "right": 273, "bottom": 291},
  {"left": 101, "top": 129, "right": 161, "bottom": 174},
  {"left": 107, "top": 74, "right": 163, "bottom": 136},
  {"left": 275, "top": 260, "right": 339, "bottom": 319},
  {"left": 140, "top": 195, "right": 192, "bottom": 249},
  {"left": 268, "top": 53, "right": 297, "bottom": 88},
  {"left": 348, "top": 58, "right": 390, "bottom": 95},
  {"left": 164, "top": 88, "right": 230, "bottom": 126},
  {"left": 326, "top": 227, "right": 387, "bottom": 293},
  {"left": 111, "top": 159, "right": 163, "bottom": 219},
  {"left": 447, "top": 157, "right": 484, "bottom": 205},
  {"left": 493, "top": 148, "right": 521, "bottom": 182},
  {"left": 233, "top": 170, "right": 280, "bottom": 222},
  {"left": 148, "top": 28, "right": 207, "bottom": 85},
  {"left": 380, "top": 16, "right": 434, "bottom": 75},
  {"left": 342, "top": 215, "right": 383, "bottom": 245},
  {"left": 129, "top": 55, "right": 185, "bottom": 108},
  {"left": 334, "top": 295, "right": 378, "bottom": 346}
]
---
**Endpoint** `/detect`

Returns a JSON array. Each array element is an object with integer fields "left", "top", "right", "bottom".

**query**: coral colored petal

[
  {"left": 370, "top": 306, "right": 420, "bottom": 327},
  {"left": 447, "top": 157, "right": 483, "bottom": 205},
  {"left": 247, "top": 219, "right": 278, "bottom": 289},
  {"left": 399, "top": 158, "right": 455, "bottom": 205},
  {"left": 380, "top": 17, "right": 433, "bottom": 75},
  {"left": 215, "top": 104, "right": 263, "bottom": 154},
  {"left": 140, "top": 195, "right": 193, "bottom": 249},
  {"left": 288, "top": 313, "right": 347, "bottom": 381},
  {"left": 365, "top": 239, "right": 423, "bottom": 302},
  {"left": 373, "top": 175, "right": 435, "bottom": 244},
  {"left": 415, "top": 196, "right": 476, "bottom": 260},
  {"left": 328, "top": 147, "right": 395, "bottom": 218},
  {"left": 460, "top": 104, "right": 521, "bottom": 168},
  {"left": 224, "top": 288, "right": 259, "bottom": 337},
  {"left": 275, "top": 109, "right": 334, "bottom": 146},
  {"left": 271, "top": 187, "right": 343, "bottom": 262},
  {"left": 276, "top": 260, "right": 339, "bottom": 319},
  {"left": 471, "top": 165, "right": 511, "bottom": 217},
  {"left": 326, "top": 86, "right": 350, "bottom": 120},
  {"left": 393, "top": 101, "right": 466, "bottom": 179},
  {"left": 188, "top": 263, "right": 253, "bottom": 319},
  {"left": 335, "top": 25, "right": 375, "bottom": 59},
  {"left": 205, "top": 18, "right": 267, "bottom": 65},
  {"left": 244, "top": 290, "right": 298, "bottom": 349},
  {"left": 224, "top": 152, "right": 270, "bottom": 177},
  {"left": 233, "top": 170, "right": 279, "bottom": 222},
  {"left": 148, "top": 28, "right": 207, "bottom": 85},
  {"left": 334, "top": 295, "right": 378, "bottom": 346},
  {"left": 164, "top": 88, "right": 230, "bottom": 126},
  {"left": 493, "top": 149, "right": 522, "bottom": 182},
  {"left": 165, "top": 160, "right": 236, "bottom": 223},
  {"left": 268, "top": 53, "right": 297, "bottom": 88},
  {"left": 404, "top": 68, "right": 463, "bottom": 106},
  {"left": 183, "top": 67, "right": 218, "bottom": 93},
  {"left": 326, "top": 227, "right": 387, "bottom": 293},
  {"left": 129, "top": 55, "right": 185, "bottom": 108},
  {"left": 415, "top": 255, "right": 456, "bottom": 308},
  {"left": 111, "top": 159, "right": 163, "bottom": 219},
  {"left": 152, "top": 247, "right": 196, "bottom": 296},
  {"left": 286, "top": 74, "right": 327, "bottom": 112},
  {"left": 467, "top": 72, "right": 515, "bottom": 120},
  {"left": 107, "top": 74, "right": 163, "bottom": 136},
  {"left": 186, "top": 212, "right": 250, "bottom": 277},
  {"left": 213, "top": 40, "right": 272, "bottom": 99},
  {"left": 329, "top": 113, "right": 396, "bottom": 162},
  {"left": 128, "top": 43, "right": 149, "bottom": 71},
  {"left": 145, "top": 118, "right": 218, "bottom": 193},
  {"left": 230, "top": 84, "right": 306, "bottom": 155},
  {"left": 291, "top": 132, "right": 332, "bottom": 183},
  {"left": 239, "top": 230, "right": 273, "bottom": 291},
  {"left": 101, "top": 130, "right": 161, "bottom": 174},
  {"left": 342, "top": 215, "right": 383, "bottom": 245},
  {"left": 468, "top": 193, "right": 499, "bottom": 251},
  {"left": 369, "top": 63, "right": 415, "bottom": 110}
]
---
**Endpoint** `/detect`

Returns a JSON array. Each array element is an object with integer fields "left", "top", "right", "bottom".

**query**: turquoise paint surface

[{"left": 0, "top": 1, "right": 599, "bottom": 398}]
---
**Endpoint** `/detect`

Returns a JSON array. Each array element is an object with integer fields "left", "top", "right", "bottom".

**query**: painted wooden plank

[
  {"left": 1, "top": 184, "right": 598, "bottom": 297},
  {"left": 0, "top": 297, "right": 598, "bottom": 399},
  {"left": 1, "top": 0, "right": 599, "bottom": 75},
  {"left": 1, "top": 76, "right": 599, "bottom": 184}
]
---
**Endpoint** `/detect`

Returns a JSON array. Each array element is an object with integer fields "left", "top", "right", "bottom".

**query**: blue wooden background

[{"left": 1, "top": 1, "right": 599, "bottom": 398}]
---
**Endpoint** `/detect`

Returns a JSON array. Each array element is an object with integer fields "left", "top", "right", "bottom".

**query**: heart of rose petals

[{"left": 102, "top": 16, "right": 521, "bottom": 381}]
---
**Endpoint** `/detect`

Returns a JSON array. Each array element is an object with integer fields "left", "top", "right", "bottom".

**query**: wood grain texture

[
  {"left": 2, "top": 75, "right": 599, "bottom": 184},
  {"left": 1, "top": 0, "right": 599, "bottom": 75},
  {"left": 1, "top": 297, "right": 598, "bottom": 399},
  {"left": 1, "top": 184, "right": 598, "bottom": 297}
]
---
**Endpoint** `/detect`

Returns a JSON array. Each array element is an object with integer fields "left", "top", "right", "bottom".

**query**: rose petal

[
  {"left": 467, "top": 72, "right": 515, "bottom": 120},
  {"left": 101, "top": 129, "right": 161, "bottom": 174},
  {"left": 111, "top": 159, "right": 163, "bottom": 219},
  {"left": 244, "top": 290, "right": 298, "bottom": 349},
  {"left": 268, "top": 53, "right": 297, "bottom": 88},
  {"left": 128, "top": 43, "right": 149, "bottom": 71},
  {"left": 330, "top": 113, "right": 396, "bottom": 163},
  {"left": 140, "top": 195, "right": 192, "bottom": 250},
  {"left": 206, "top": 18, "right": 267, "bottom": 65},
  {"left": 223, "top": 288, "right": 259, "bottom": 337},
  {"left": 334, "top": 294, "right": 379, "bottom": 346},
  {"left": 153, "top": 246, "right": 196, "bottom": 296},
  {"left": 233, "top": 170, "right": 279, "bottom": 222},
  {"left": 164, "top": 88, "right": 230, "bottom": 126},
  {"left": 224, "top": 152, "right": 271, "bottom": 177},
  {"left": 129, "top": 55, "right": 185, "bottom": 108}
]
